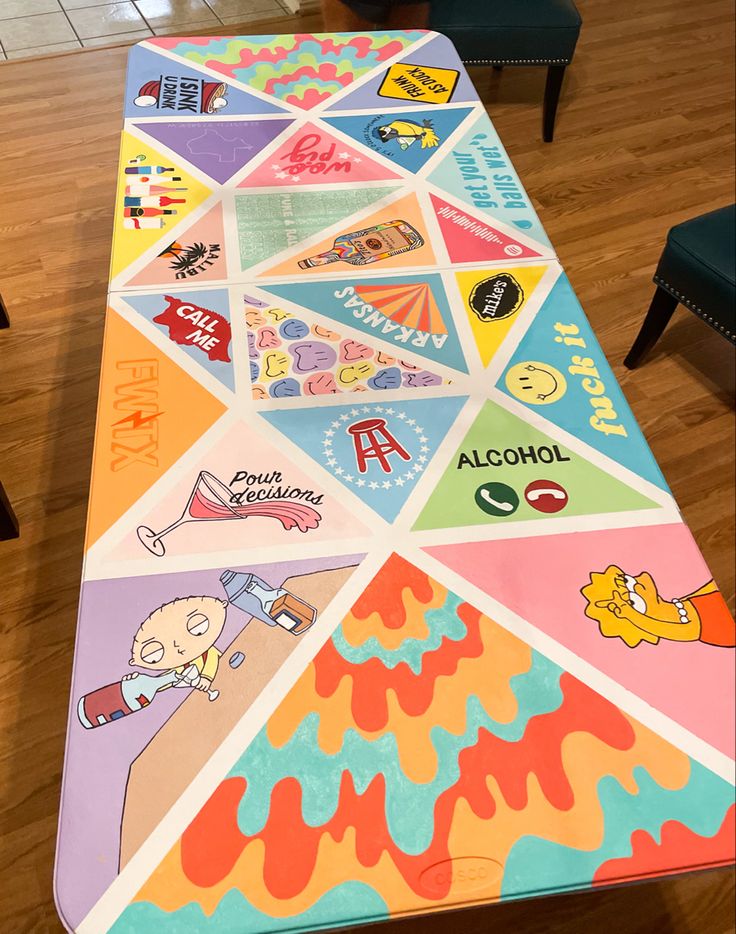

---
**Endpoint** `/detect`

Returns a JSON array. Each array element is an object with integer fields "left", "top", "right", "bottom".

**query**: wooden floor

[{"left": 0, "top": 0, "right": 733, "bottom": 931}]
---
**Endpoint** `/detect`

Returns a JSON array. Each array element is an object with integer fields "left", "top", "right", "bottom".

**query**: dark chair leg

[
  {"left": 0, "top": 482, "right": 19, "bottom": 540},
  {"left": 543, "top": 64, "right": 567, "bottom": 142},
  {"left": 624, "top": 285, "right": 679, "bottom": 369},
  {"left": 0, "top": 294, "right": 9, "bottom": 329}
]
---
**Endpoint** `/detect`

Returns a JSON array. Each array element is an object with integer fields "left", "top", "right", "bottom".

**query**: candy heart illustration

[
  {"left": 341, "top": 339, "right": 373, "bottom": 362},
  {"left": 291, "top": 341, "right": 338, "bottom": 372},
  {"left": 369, "top": 367, "right": 402, "bottom": 390},
  {"left": 304, "top": 372, "right": 338, "bottom": 394},
  {"left": 280, "top": 318, "right": 310, "bottom": 340}
]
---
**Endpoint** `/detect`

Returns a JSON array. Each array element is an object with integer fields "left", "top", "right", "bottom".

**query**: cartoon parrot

[{"left": 374, "top": 119, "right": 440, "bottom": 150}]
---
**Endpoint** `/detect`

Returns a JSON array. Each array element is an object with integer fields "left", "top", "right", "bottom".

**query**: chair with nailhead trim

[
  {"left": 429, "top": 0, "right": 582, "bottom": 141},
  {"left": 625, "top": 204, "right": 736, "bottom": 368}
]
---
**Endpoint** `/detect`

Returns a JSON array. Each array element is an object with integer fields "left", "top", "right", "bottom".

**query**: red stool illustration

[{"left": 347, "top": 418, "right": 411, "bottom": 474}]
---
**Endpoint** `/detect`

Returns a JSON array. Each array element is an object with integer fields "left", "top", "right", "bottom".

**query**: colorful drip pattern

[
  {"left": 154, "top": 33, "right": 425, "bottom": 110},
  {"left": 112, "top": 555, "right": 735, "bottom": 932}
]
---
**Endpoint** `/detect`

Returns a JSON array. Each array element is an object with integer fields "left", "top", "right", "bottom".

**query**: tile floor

[{"left": 0, "top": 0, "right": 294, "bottom": 61}]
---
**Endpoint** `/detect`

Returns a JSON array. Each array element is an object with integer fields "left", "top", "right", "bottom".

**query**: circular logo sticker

[
  {"left": 524, "top": 479, "right": 569, "bottom": 513},
  {"left": 505, "top": 361, "right": 567, "bottom": 405},
  {"left": 474, "top": 482, "right": 520, "bottom": 517},
  {"left": 504, "top": 244, "right": 523, "bottom": 257},
  {"left": 468, "top": 273, "right": 524, "bottom": 323}
]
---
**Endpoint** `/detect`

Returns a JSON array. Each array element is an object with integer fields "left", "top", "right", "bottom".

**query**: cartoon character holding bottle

[{"left": 77, "top": 572, "right": 317, "bottom": 729}]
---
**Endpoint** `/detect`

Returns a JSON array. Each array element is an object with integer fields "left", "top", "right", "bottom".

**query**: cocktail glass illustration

[
  {"left": 137, "top": 469, "right": 322, "bottom": 556},
  {"left": 136, "top": 470, "right": 239, "bottom": 556}
]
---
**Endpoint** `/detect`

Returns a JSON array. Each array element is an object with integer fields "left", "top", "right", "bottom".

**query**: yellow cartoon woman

[{"left": 582, "top": 566, "right": 735, "bottom": 648}]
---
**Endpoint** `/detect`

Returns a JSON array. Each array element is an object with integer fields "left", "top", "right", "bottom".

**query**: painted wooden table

[{"left": 55, "top": 30, "right": 735, "bottom": 934}]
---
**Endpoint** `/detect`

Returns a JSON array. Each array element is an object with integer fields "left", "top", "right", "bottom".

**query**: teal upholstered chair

[
  {"left": 430, "top": 0, "right": 582, "bottom": 141},
  {"left": 625, "top": 205, "right": 736, "bottom": 368}
]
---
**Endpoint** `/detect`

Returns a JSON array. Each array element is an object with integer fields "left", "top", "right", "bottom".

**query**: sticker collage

[{"left": 56, "top": 31, "right": 735, "bottom": 934}]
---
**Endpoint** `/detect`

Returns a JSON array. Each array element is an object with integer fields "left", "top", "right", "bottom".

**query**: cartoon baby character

[
  {"left": 582, "top": 566, "right": 735, "bottom": 648},
  {"left": 124, "top": 595, "right": 228, "bottom": 699}
]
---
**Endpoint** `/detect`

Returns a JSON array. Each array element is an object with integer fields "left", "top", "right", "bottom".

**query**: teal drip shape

[
  {"left": 233, "top": 650, "right": 564, "bottom": 855},
  {"left": 110, "top": 880, "right": 389, "bottom": 934},
  {"left": 501, "top": 761, "right": 736, "bottom": 899}
]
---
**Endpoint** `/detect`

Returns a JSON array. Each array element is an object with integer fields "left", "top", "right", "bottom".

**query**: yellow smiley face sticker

[{"left": 505, "top": 361, "right": 567, "bottom": 405}]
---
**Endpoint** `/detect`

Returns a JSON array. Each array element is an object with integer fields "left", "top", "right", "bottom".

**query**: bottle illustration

[
  {"left": 220, "top": 570, "right": 317, "bottom": 636},
  {"left": 123, "top": 196, "right": 186, "bottom": 208},
  {"left": 125, "top": 182, "right": 184, "bottom": 196},
  {"left": 125, "top": 165, "right": 176, "bottom": 175},
  {"left": 123, "top": 217, "right": 166, "bottom": 230},
  {"left": 78, "top": 669, "right": 179, "bottom": 728},
  {"left": 124, "top": 207, "right": 179, "bottom": 218},
  {"left": 298, "top": 219, "right": 424, "bottom": 268}
]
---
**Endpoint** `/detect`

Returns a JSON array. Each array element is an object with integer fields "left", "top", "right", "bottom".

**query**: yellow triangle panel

[
  {"left": 111, "top": 130, "right": 213, "bottom": 281},
  {"left": 455, "top": 264, "right": 548, "bottom": 367}
]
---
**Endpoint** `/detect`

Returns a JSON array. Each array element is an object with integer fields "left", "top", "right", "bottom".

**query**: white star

[
  {"left": 369, "top": 481, "right": 379, "bottom": 490},
  {"left": 326, "top": 458, "right": 336, "bottom": 467},
  {"left": 339, "top": 413, "right": 350, "bottom": 422},
  {"left": 394, "top": 476, "right": 405, "bottom": 486},
  {"left": 420, "top": 445, "right": 429, "bottom": 453},
  {"left": 362, "top": 406, "right": 371, "bottom": 413},
  {"left": 413, "top": 424, "right": 424, "bottom": 434},
  {"left": 325, "top": 429, "right": 334, "bottom": 438},
  {"left": 335, "top": 467, "right": 344, "bottom": 475},
  {"left": 338, "top": 151, "right": 350, "bottom": 159},
  {"left": 404, "top": 471, "right": 414, "bottom": 480},
  {"left": 414, "top": 463, "right": 424, "bottom": 473},
  {"left": 274, "top": 171, "right": 289, "bottom": 180},
  {"left": 418, "top": 455, "right": 427, "bottom": 463},
  {"left": 322, "top": 438, "right": 332, "bottom": 446},
  {"left": 271, "top": 164, "right": 280, "bottom": 170},
  {"left": 406, "top": 418, "right": 416, "bottom": 426},
  {"left": 331, "top": 420, "right": 341, "bottom": 429},
  {"left": 374, "top": 405, "right": 384, "bottom": 413},
  {"left": 344, "top": 474, "right": 354, "bottom": 483},
  {"left": 384, "top": 407, "right": 394, "bottom": 415},
  {"left": 350, "top": 408, "right": 360, "bottom": 416},
  {"left": 356, "top": 479, "right": 365, "bottom": 487},
  {"left": 382, "top": 480, "right": 392, "bottom": 489},
  {"left": 397, "top": 411, "right": 407, "bottom": 420},
  {"left": 419, "top": 435, "right": 428, "bottom": 443},
  {"left": 292, "top": 176, "right": 301, "bottom": 182},
  {"left": 353, "top": 156, "right": 362, "bottom": 163}
]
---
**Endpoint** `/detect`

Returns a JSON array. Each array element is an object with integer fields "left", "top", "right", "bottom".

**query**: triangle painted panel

[
  {"left": 124, "top": 42, "right": 288, "bottom": 118},
  {"left": 238, "top": 121, "right": 402, "bottom": 187},
  {"left": 260, "top": 273, "right": 468, "bottom": 374},
  {"left": 262, "top": 191, "right": 436, "bottom": 278},
  {"left": 86, "top": 309, "right": 226, "bottom": 547},
  {"left": 244, "top": 299, "right": 451, "bottom": 399},
  {"left": 323, "top": 106, "right": 475, "bottom": 174},
  {"left": 425, "top": 522, "right": 736, "bottom": 759},
  {"left": 497, "top": 273, "right": 669, "bottom": 491},
  {"left": 112, "top": 130, "right": 213, "bottom": 280},
  {"left": 327, "top": 33, "right": 478, "bottom": 111},
  {"left": 149, "top": 32, "right": 425, "bottom": 110},
  {"left": 103, "top": 419, "right": 371, "bottom": 564},
  {"left": 261, "top": 396, "right": 467, "bottom": 521},
  {"left": 430, "top": 193, "right": 543, "bottom": 263},
  {"left": 109, "top": 552, "right": 735, "bottom": 932},
  {"left": 123, "top": 202, "right": 227, "bottom": 289},
  {"left": 454, "top": 264, "right": 550, "bottom": 367},
  {"left": 124, "top": 288, "right": 235, "bottom": 392},
  {"left": 413, "top": 399, "right": 659, "bottom": 530},
  {"left": 134, "top": 119, "right": 292, "bottom": 185},
  {"left": 235, "top": 186, "right": 400, "bottom": 273},
  {"left": 55, "top": 554, "right": 365, "bottom": 930},
  {"left": 429, "top": 110, "right": 552, "bottom": 248}
]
